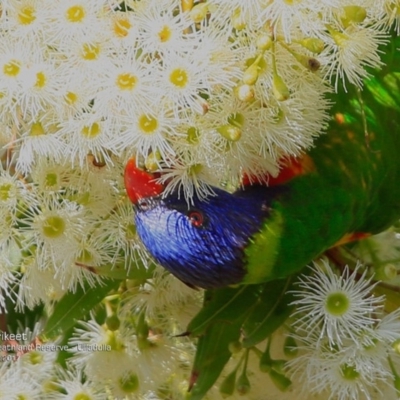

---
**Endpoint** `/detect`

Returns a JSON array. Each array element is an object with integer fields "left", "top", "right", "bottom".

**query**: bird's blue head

[{"left": 124, "top": 159, "right": 272, "bottom": 289}]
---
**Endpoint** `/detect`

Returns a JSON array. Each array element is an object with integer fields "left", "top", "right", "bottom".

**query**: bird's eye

[
  {"left": 188, "top": 210, "right": 204, "bottom": 227},
  {"left": 137, "top": 198, "right": 150, "bottom": 211}
]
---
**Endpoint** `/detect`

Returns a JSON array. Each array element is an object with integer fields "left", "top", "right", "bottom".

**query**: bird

[
  {"left": 125, "top": 159, "right": 284, "bottom": 289},
  {"left": 124, "top": 73, "right": 400, "bottom": 290}
]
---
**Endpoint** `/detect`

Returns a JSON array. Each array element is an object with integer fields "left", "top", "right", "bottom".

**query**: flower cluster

[
  {"left": 0, "top": 0, "right": 393, "bottom": 193},
  {"left": 0, "top": 0, "right": 396, "bottom": 306},
  {"left": 0, "top": 0, "right": 400, "bottom": 399},
  {"left": 288, "top": 261, "right": 400, "bottom": 400}
]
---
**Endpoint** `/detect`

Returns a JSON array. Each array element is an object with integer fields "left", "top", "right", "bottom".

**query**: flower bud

[
  {"left": 272, "top": 74, "right": 290, "bottom": 101},
  {"left": 299, "top": 38, "right": 325, "bottom": 54},
  {"left": 106, "top": 314, "right": 121, "bottom": 331},
  {"left": 341, "top": 6, "right": 367, "bottom": 28},
  {"left": 232, "top": 9, "right": 246, "bottom": 30},
  {"left": 145, "top": 151, "right": 162, "bottom": 172},
  {"left": 217, "top": 125, "right": 242, "bottom": 141},
  {"left": 259, "top": 347, "right": 272, "bottom": 373},
  {"left": 219, "top": 370, "right": 237, "bottom": 398},
  {"left": 236, "top": 372, "right": 251, "bottom": 395},
  {"left": 292, "top": 52, "right": 320, "bottom": 72},
  {"left": 373, "top": 263, "right": 397, "bottom": 281},
  {"left": 105, "top": 330, "right": 124, "bottom": 351},
  {"left": 243, "top": 63, "right": 260, "bottom": 85},
  {"left": 181, "top": 0, "right": 194, "bottom": 12},
  {"left": 268, "top": 369, "right": 292, "bottom": 392},
  {"left": 256, "top": 34, "right": 273, "bottom": 51},
  {"left": 271, "top": 359, "right": 287, "bottom": 374},
  {"left": 190, "top": 3, "right": 208, "bottom": 23},
  {"left": 392, "top": 339, "right": 400, "bottom": 354},
  {"left": 136, "top": 311, "right": 149, "bottom": 340},
  {"left": 228, "top": 340, "right": 243, "bottom": 354},
  {"left": 235, "top": 84, "right": 254, "bottom": 102}
]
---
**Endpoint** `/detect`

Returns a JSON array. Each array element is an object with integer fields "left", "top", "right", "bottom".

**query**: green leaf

[
  {"left": 42, "top": 279, "right": 120, "bottom": 339},
  {"left": 187, "top": 284, "right": 269, "bottom": 399},
  {"left": 242, "top": 277, "right": 294, "bottom": 348},
  {"left": 189, "top": 319, "right": 243, "bottom": 400},
  {"left": 3, "top": 296, "right": 44, "bottom": 334},
  {"left": 187, "top": 285, "right": 261, "bottom": 337}
]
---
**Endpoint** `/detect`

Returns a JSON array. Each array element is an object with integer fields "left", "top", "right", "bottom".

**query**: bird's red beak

[{"left": 124, "top": 158, "right": 164, "bottom": 204}]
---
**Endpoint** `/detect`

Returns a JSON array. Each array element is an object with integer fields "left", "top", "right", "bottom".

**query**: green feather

[
  {"left": 244, "top": 39, "right": 400, "bottom": 283},
  {"left": 188, "top": 34, "right": 400, "bottom": 399}
]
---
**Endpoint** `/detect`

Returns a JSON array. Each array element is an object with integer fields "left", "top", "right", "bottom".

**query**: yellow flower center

[
  {"left": 77, "top": 248, "right": 93, "bottom": 264},
  {"left": 45, "top": 173, "right": 58, "bottom": 187},
  {"left": 73, "top": 394, "right": 92, "bottom": 400},
  {"left": 158, "top": 25, "right": 172, "bottom": 42},
  {"left": 170, "top": 68, "right": 189, "bottom": 88},
  {"left": 138, "top": 115, "right": 158, "bottom": 134},
  {"left": 18, "top": 6, "right": 36, "bottom": 25},
  {"left": 114, "top": 17, "right": 131, "bottom": 37},
  {"left": 126, "top": 223, "right": 136, "bottom": 240},
  {"left": 81, "top": 43, "right": 100, "bottom": 60},
  {"left": 66, "top": 5, "right": 85, "bottom": 23},
  {"left": 65, "top": 92, "right": 78, "bottom": 105},
  {"left": 81, "top": 122, "right": 100, "bottom": 138},
  {"left": 116, "top": 73, "right": 137, "bottom": 90},
  {"left": 30, "top": 122, "right": 45, "bottom": 136},
  {"left": 0, "top": 183, "right": 12, "bottom": 201},
  {"left": 119, "top": 373, "right": 139, "bottom": 393},
  {"left": 3, "top": 60, "right": 21, "bottom": 77},
  {"left": 35, "top": 72, "right": 46, "bottom": 88},
  {"left": 27, "top": 351, "right": 43, "bottom": 365},
  {"left": 42, "top": 216, "right": 66, "bottom": 238}
]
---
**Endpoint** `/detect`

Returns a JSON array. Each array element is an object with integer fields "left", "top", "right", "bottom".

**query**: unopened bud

[
  {"left": 236, "top": 372, "right": 251, "bottom": 395},
  {"left": 145, "top": 151, "right": 161, "bottom": 172},
  {"left": 259, "top": 348, "right": 272, "bottom": 373},
  {"left": 341, "top": 6, "right": 367, "bottom": 28},
  {"left": 329, "top": 28, "right": 348, "bottom": 47},
  {"left": 106, "top": 314, "right": 121, "bottom": 331},
  {"left": 228, "top": 340, "right": 243, "bottom": 354},
  {"left": 374, "top": 263, "right": 398, "bottom": 281},
  {"left": 217, "top": 125, "right": 242, "bottom": 141},
  {"left": 299, "top": 37, "right": 325, "bottom": 54},
  {"left": 181, "top": 0, "right": 194, "bottom": 12},
  {"left": 235, "top": 84, "right": 255, "bottom": 102},
  {"left": 269, "top": 369, "right": 292, "bottom": 392},
  {"left": 189, "top": 3, "right": 208, "bottom": 23},
  {"left": 292, "top": 53, "right": 320, "bottom": 72},
  {"left": 271, "top": 359, "right": 286, "bottom": 374},
  {"left": 243, "top": 63, "right": 260, "bottom": 85},
  {"left": 219, "top": 370, "right": 237, "bottom": 398},
  {"left": 272, "top": 74, "right": 290, "bottom": 101},
  {"left": 392, "top": 339, "right": 400, "bottom": 355},
  {"left": 232, "top": 9, "right": 246, "bottom": 30},
  {"left": 256, "top": 34, "right": 273, "bottom": 51}
]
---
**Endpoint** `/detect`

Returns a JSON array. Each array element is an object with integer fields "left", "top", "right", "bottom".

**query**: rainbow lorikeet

[
  {"left": 124, "top": 54, "right": 400, "bottom": 291},
  {"left": 123, "top": 37, "right": 400, "bottom": 398}
]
